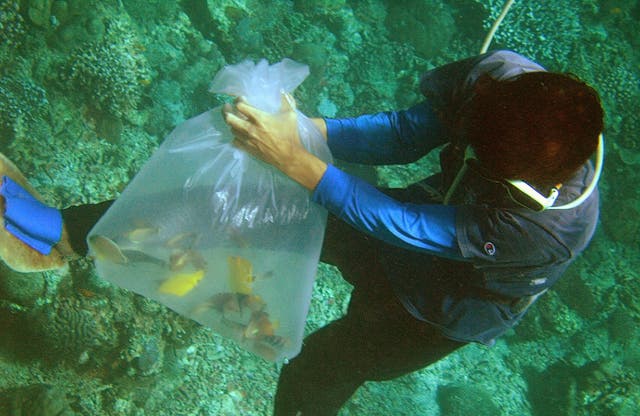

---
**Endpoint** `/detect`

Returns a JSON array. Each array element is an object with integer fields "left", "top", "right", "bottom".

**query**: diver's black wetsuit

[{"left": 273, "top": 50, "right": 599, "bottom": 415}]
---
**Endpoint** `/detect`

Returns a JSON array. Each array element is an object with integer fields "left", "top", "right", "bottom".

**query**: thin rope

[
  {"left": 480, "top": 0, "right": 516, "bottom": 53},
  {"left": 444, "top": 0, "right": 516, "bottom": 205}
]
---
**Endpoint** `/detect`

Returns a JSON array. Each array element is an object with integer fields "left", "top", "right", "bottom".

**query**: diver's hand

[
  {"left": 223, "top": 94, "right": 301, "bottom": 170},
  {"left": 223, "top": 94, "right": 327, "bottom": 191}
]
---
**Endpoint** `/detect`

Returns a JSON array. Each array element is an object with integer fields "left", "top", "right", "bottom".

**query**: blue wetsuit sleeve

[
  {"left": 324, "top": 100, "right": 447, "bottom": 165},
  {"left": 313, "top": 165, "right": 463, "bottom": 259},
  {"left": 1, "top": 175, "right": 62, "bottom": 255}
]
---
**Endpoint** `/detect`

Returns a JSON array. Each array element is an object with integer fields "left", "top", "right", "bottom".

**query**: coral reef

[
  {"left": 64, "top": 17, "right": 151, "bottom": 119},
  {"left": 436, "top": 384, "right": 501, "bottom": 415},
  {"left": 572, "top": 40, "right": 640, "bottom": 153},
  {"left": 0, "top": 0, "right": 26, "bottom": 56},
  {"left": 527, "top": 359, "right": 640, "bottom": 416},
  {"left": 385, "top": 0, "right": 456, "bottom": 58},
  {"left": 0, "top": 71, "right": 50, "bottom": 144},
  {"left": 120, "top": 0, "right": 179, "bottom": 27},
  {"left": 293, "top": 0, "right": 347, "bottom": 13},
  {"left": 24, "top": 299, "right": 118, "bottom": 359},
  {"left": 0, "top": 0, "right": 637, "bottom": 415},
  {"left": 0, "top": 263, "right": 46, "bottom": 307},
  {"left": 478, "top": 0, "right": 585, "bottom": 67},
  {"left": 0, "top": 383, "right": 76, "bottom": 416},
  {"left": 554, "top": 268, "right": 600, "bottom": 319}
]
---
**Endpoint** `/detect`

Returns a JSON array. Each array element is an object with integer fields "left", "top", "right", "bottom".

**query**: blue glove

[{"left": 1, "top": 175, "right": 62, "bottom": 255}]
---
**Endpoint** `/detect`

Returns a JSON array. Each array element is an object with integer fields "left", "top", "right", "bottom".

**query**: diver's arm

[
  {"left": 223, "top": 97, "right": 328, "bottom": 191},
  {"left": 319, "top": 101, "right": 447, "bottom": 165},
  {"left": 223, "top": 98, "right": 459, "bottom": 256},
  {"left": 313, "top": 164, "right": 462, "bottom": 258},
  {"left": 310, "top": 118, "right": 327, "bottom": 140},
  {"left": 0, "top": 176, "right": 63, "bottom": 255},
  {"left": 277, "top": 148, "right": 327, "bottom": 192}
]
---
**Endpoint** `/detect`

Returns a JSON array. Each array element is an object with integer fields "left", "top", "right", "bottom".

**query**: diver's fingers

[
  {"left": 221, "top": 102, "right": 235, "bottom": 119},
  {"left": 222, "top": 102, "right": 248, "bottom": 121},
  {"left": 234, "top": 97, "right": 264, "bottom": 122},
  {"left": 280, "top": 92, "right": 296, "bottom": 112},
  {"left": 224, "top": 112, "right": 254, "bottom": 137},
  {"left": 231, "top": 137, "right": 246, "bottom": 150},
  {"left": 231, "top": 137, "right": 259, "bottom": 160}
]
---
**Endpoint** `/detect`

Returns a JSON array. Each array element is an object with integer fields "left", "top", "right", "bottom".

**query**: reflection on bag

[{"left": 88, "top": 59, "right": 332, "bottom": 362}]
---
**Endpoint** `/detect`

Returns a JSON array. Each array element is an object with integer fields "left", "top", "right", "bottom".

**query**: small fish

[
  {"left": 165, "top": 232, "right": 199, "bottom": 249},
  {"left": 158, "top": 269, "right": 205, "bottom": 296},
  {"left": 252, "top": 335, "right": 289, "bottom": 361},
  {"left": 121, "top": 249, "right": 167, "bottom": 267},
  {"left": 251, "top": 340, "right": 280, "bottom": 361},
  {"left": 132, "top": 42, "right": 146, "bottom": 52},
  {"left": 88, "top": 235, "right": 128, "bottom": 264},
  {"left": 244, "top": 311, "right": 278, "bottom": 340},
  {"left": 193, "top": 292, "right": 265, "bottom": 319},
  {"left": 169, "top": 249, "right": 206, "bottom": 272},
  {"left": 239, "top": 294, "right": 266, "bottom": 313},
  {"left": 220, "top": 317, "right": 247, "bottom": 340},
  {"left": 227, "top": 226, "right": 250, "bottom": 248},
  {"left": 259, "top": 335, "right": 288, "bottom": 349},
  {"left": 259, "top": 270, "right": 275, "bottom": 280},
  {"left": 207, "top": 292, "right": 241, "bottom": 314},
  {"left": 123, "top": 226, "right": 158, "bottom": 244},
  {"left": 77, "top": 288, "right": 97, "bottom": 298},
  {"left": 227, "top": 255, "right": 254, "bottom": 295},
  {"left": 169, "top": 251, "right": 190, "bottom": 271}
]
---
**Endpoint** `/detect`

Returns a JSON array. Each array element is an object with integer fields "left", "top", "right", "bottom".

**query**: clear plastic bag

[{"left": 88, "top": 59, "right": 332, "bottom": 362}]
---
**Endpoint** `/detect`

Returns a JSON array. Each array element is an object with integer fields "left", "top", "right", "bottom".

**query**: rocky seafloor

[{"left": 1, "top": 0, "right": 639, "bottom": 415}]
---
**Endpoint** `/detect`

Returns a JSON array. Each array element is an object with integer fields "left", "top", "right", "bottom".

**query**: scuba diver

[
  {"left": 1, "top": 50, "right": 604, "bottom": 415},
  {"left": 223, "top": 49, "right": 604, "bottom": 415}
]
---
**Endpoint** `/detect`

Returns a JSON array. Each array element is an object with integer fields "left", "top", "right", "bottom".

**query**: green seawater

[{"left": 0, "top": 0, "right": 638, "bottom": 414}]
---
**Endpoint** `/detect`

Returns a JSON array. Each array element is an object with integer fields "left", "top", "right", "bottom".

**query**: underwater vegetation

[{"left": 0, "top": 0, "right": 639, "bottom": 415}]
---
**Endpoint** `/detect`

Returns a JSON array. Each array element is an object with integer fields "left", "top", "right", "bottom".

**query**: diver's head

[{"left": 464, "top": 71, "right": 604, "bottom": 188}]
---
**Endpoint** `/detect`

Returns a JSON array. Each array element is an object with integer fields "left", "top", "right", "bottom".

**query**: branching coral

[
  {"left": 64, "top": 17, "right": 150, "bottom": 118},
  {"left": 0, "top": 0, "right": 25, "bottom": 49},
  {"left": 479, "top": 0, "right": 584, "bottom": 67},
  {"left": 23, "top": 298, "right": 118, "bottom": 359},
  {"left": 0, "top": 73, "right": 49, "bottom": 144},
  {"left": 0, "top": 0, "right": 26, "bottom": 66},
  {"left": 385, "top": 0, "right": 456, "bottom": 58},
  {"left": 590, "top": 59, "right": 640, "bottom": 150}
]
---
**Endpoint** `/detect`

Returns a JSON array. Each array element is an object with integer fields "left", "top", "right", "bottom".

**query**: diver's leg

[
  {"left": 273, "top": 278, "right": 464, "bottom": 415},
  {"left": 273, "top": 215, "right": 378, "bottom": 415},
  {"left": 61, "top": 201, "right": 113, "bottom": 255},
  {"left": 0, "top": 152, "right": 112, "bottom": 271},
  {"left": 273, "top": 315, "right": 368, "bottom": 416},
  {"left": 318, "top": 214, "right": 379, "bottom": 287},
  {"left": 274, "top": 219, "right": 465, "bottom": 415}
]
